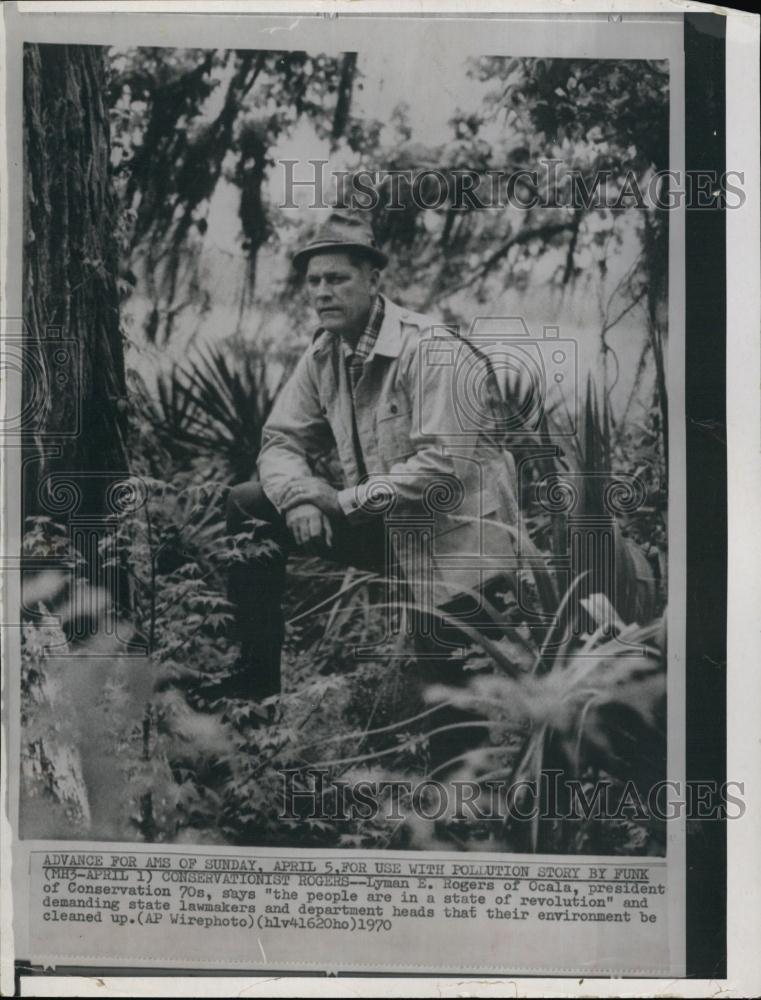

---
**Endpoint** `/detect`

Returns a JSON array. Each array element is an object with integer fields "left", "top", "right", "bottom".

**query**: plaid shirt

[
  {"left": 336, "top": 294, "right": 385, "bottom": 477},
  {"left": 341, "top": 294, "right": 385, "bottom": 393}
]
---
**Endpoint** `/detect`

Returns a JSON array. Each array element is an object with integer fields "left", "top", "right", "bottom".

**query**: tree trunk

[
  {"left": 21, "top": 46, "right": 131, "bottom": 826},
  {"left": 23, "top": 44, "right": 128, "bottom": 519}
]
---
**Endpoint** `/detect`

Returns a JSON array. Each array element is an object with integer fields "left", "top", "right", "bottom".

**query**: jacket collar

[{"left": 369, "top": 295, "right": 406, "bottom": 359}]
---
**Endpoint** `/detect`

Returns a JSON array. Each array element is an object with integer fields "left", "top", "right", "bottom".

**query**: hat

[{"left": 292, "top": 208, "right": 388, "bottom": 272}]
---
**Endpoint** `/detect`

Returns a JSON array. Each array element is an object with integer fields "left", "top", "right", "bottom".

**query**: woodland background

[{"left": 20, "top": 43, "right": 669, "bottom": 853}]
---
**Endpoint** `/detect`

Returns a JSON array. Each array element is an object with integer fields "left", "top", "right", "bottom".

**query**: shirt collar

[{"left": 340, "top": 294, "right": 385, "bottom": 363}]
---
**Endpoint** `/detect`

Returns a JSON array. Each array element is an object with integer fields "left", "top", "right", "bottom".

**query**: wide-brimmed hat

[{"left": 292, "top": 208, "right": 388, "bottom": 272}]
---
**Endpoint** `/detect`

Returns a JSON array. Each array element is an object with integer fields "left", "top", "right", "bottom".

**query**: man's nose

[{"left": 311, "top": 279, "right": 332, "bottom": 297}]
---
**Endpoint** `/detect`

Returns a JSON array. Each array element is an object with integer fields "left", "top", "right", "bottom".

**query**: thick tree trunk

[
  {"left": 23, "top": 44, "right": 128, "bottom": 518},
  {"left": 21, "top": 46, "right": 131, "bottom": 828}
]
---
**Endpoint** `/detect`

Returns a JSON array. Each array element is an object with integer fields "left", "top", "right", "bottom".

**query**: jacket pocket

[{"left": 376, "top": 406, "right": 414, "bottom": 461}]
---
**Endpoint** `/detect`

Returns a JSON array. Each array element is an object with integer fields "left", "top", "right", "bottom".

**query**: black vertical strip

[{"left": 684, "top": 12, "right": 727, "bottom": 980}]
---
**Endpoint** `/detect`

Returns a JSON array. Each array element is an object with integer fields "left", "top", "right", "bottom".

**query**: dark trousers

[
  {"left": 226, "top": 481, "right": 511, "bottom": 765},
  {"left": 226, "top": 481, "right": 389, "bottom": 700}
]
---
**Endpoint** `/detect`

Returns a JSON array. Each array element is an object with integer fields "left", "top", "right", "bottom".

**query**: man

[{"left": 226, "top": 210, "right": 523, "bottom": 747}]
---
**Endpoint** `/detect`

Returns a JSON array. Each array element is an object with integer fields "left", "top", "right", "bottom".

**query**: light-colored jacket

[{"left": 258, "top": 295, "right": 522, "bottom": 604}]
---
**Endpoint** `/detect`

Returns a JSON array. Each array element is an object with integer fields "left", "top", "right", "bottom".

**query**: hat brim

[{"left": 293, "top": 240, "right": 388, "bottom": 272}]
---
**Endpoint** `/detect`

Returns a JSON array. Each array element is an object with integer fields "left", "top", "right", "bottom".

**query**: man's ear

[{"left": 368, "top": 267, "right": 381, "bottom": 294}]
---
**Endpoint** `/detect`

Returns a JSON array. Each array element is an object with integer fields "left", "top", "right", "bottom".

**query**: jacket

[{"left": 258, "top": 295, "right": 522, "bottom": 605}]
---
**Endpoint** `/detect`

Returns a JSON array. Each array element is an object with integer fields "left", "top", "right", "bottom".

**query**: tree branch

[{"left": 438, "top": 218, "right": 579, "bottom": 302}]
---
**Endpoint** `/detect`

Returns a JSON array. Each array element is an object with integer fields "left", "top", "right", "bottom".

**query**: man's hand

[
  {"left": 280, "top": 478, "right": 342, "bottom": 518},
  {"left": 285, "top": 502, "right": 333, "bottom": 549}
]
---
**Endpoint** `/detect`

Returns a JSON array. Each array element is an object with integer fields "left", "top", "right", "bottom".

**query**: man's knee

[{"left": 226, "top": 481, "right": 278, "bottom": 533}]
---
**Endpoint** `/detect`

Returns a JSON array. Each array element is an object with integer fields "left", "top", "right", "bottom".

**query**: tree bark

[{"left": 23, "top": 44, "right": 128, "bottom": 518}]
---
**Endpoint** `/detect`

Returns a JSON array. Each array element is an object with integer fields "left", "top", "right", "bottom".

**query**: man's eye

[{"left": 308, "top": 274, "right": 348, "bottom": 287}]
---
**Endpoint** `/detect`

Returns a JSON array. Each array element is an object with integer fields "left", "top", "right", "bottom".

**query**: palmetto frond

[{"left": 150, "top": 347, "right": 286, "bottom": 481}]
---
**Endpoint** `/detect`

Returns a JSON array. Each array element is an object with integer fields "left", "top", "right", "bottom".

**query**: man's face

[{"left": 305, "top": 252, "right": 379, "bottom": 341}]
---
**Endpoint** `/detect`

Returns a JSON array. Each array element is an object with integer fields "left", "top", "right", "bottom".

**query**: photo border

[{"left": 1, "top": 1, "right": 758, "bottom": 995}]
